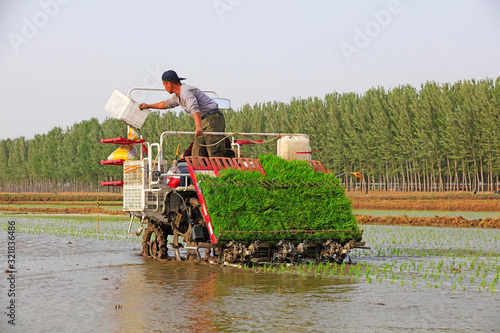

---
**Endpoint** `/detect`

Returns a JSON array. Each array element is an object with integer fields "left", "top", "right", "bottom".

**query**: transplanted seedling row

[
  {"left": 233, "top": 225, "right": 500, "bottom": 295},
  {"left": 1, "top": 215, "right": 140, "bottom": 242}
]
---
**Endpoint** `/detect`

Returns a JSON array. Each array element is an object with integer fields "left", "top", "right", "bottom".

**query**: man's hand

[
  {"left": 139, "top": 103, "right": 149, "bottom": 110},
  {"left": 193, "top": 113, "right": 203, "bottom": 137}
]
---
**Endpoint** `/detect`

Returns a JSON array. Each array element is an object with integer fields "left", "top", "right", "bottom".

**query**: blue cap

[{"left": 161, "top": 70, "right": 186, "bottom": 82}]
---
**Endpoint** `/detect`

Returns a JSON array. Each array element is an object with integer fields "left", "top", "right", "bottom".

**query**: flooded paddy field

[{"left": 1, "top": 216, "right": 500, "bottom": 332}]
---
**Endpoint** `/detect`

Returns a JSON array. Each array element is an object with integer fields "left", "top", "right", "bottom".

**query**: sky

[{"left": 1, "top": 0, "right": 499, "bottom": 140}]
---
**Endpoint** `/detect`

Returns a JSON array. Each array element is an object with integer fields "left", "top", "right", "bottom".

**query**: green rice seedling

[
  {"left": 308, "top": 262, "right": 314, "bottom": 272},
  {"left": 493, "top": 273, "right": 500, "bottom": 285},
  {"left": 336, "top": 222, "right": 499, "bottom": 293}
]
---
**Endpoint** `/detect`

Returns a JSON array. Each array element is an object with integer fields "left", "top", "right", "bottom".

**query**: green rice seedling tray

[{"left": 198, "top": 155, "right": 362, "bottom": 244}]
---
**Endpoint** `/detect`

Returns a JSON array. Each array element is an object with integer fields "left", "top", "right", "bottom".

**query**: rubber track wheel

[
  {"left": 142, "top": 223, "right": 167, "bottom": 259},
  {"left": 141, "top": 224, "right": 154, "bottom": 257}
]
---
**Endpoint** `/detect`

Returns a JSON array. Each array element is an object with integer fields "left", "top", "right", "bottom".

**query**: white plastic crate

[
  {"left": 123, "top": 185, "right": 143, "bottom": 210},
  {"left": 104, "top": 89, "right": 150, "bottom": 129},
  {"left": 123, "top": 161, "right": 143, "bottom": 186},
  {"left": 124, "top": 160, "right": 168, "bottom": 186},
  {"left": 145, "top": 191, "right": 166, "bottom": 210}
]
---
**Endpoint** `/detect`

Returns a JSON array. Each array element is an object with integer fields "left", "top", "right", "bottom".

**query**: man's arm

[
  {"left": 139, "top": 101, "right": 166, "bottom": 110},
  {"left": 181, "top": 88, "right": 203, "bottom": 136},
  {"left": 193, "top": 112, "right": 203, "bottom": 137}
]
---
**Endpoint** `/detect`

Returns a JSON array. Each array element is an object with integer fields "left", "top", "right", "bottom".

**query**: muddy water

[{"left": 1, "top": 233, "right": 499, "bottom": 332}]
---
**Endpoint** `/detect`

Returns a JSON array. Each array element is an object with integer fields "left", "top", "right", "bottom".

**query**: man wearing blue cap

[{"left": 139, "top": 70, "right": 226, "bottom": 158}]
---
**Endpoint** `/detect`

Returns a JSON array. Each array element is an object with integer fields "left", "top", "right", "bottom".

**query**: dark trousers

[{"left": 192, "top": 112, "right": 226, "bottom": 158}]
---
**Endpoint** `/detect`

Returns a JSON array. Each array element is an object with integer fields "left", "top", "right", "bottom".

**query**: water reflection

[{"left": 105, "top": 259, "right": 356, "bottom": 332}]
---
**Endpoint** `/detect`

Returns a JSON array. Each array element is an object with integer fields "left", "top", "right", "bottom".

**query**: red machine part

[
  {"left": 100, "top": 159, "right": 125, "bottom": 166},
  {"left": 99, "top": 138, "right": 147, "bottom": 186},
  {"left": 209, "top": 157, "right": 235, "bottom": 170},
  {"left": 185, "top": 156, "right": 217, "bottom": 243},
  {"left": 233, "top": 139, "right": 263, "bottom": 145},
  {"left": 296, "top": 150, "right": 318, "bottom": 154},
  {"left": 100, "top": 180, "right": 124, "bottom": 187},
  {"left": 308, "top": 160, "right": 331, "bottom": 174},
  {"left": 185, "top": 156, "right": 220, "bottom": 176},
  {"left": 232, "top": 158, "right": 266, "bottom": 175},
  {"left": 100, "top": 137, "right": 145, "bottom": 145}
]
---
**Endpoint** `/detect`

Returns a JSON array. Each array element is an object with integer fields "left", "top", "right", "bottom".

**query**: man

[{"left": 138, "top": 70, "right": 226, "bottom": 157}]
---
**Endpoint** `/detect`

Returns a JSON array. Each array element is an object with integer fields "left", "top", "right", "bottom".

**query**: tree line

[{"left": 0, "top": 77, "right": 498, "bottom": 193}]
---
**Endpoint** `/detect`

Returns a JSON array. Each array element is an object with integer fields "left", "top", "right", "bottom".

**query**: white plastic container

[
  {"left": 104, "top": 89, "right": 150, "bottom": 129},
  {"left": 277, "top": 135, "right": 311, "bottom": 161}
]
